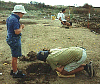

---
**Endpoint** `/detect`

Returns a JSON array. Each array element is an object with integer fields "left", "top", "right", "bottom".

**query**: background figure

[{"left": 59, "top": 9, "right": 70, "bottom": 26}]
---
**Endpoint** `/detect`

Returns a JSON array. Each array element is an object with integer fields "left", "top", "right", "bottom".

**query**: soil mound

[{"left": 19, "top": 51, "right": 37, "bottom": 61}]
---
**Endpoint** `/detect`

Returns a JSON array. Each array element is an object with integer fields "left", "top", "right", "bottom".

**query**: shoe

[
  {"left": 13, "top": 72, "right": 26, "bottom": 78},
  {"left": 84, "top": 64, "right": 90, "bottom": 76},
  {"left": 93, "top": 69, "right": 95, "bottom": 77},
  {"left": 65, "top": 27, "right": 69, "bottom": 29},
  {"left": 85, "top": 61, "right": 95, "bottom": 77},
  {"left": 89, "top": 61, "right": 93, "bottom": 77},
  {"left": 10, "top": 70, "right": 22, "bottom": 75}
]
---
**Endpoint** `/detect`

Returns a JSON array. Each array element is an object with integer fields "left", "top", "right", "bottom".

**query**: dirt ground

[{"left": 0, "top": 17, "right": 100, "bottom": 84}]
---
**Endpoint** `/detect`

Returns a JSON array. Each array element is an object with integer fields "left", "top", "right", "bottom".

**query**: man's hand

[
  {"left": 14, "top": 24, "right": 25, "bottom": 35},
  {"left": 20, "top": 24, "right": 25, "bottom": 29},
  {"left": 55, "top": 66, "right": 64, "bottom": 73}
]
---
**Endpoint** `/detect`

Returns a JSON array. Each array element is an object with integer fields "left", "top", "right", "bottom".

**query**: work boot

[
  {"left": 12, "top": 71, "right": 26, "bottom": 78},
  {"left": 84, "top": 64, "right": 90, "bottom": 76},
  {"left": 89, "top": 61, "right": 94, "bottom": 77},
  {"left": 84, "top": 61, "right": 94, "bottom": 77},
  {"left": 10, "top": 70, "right": 22, "bottom": 75}
]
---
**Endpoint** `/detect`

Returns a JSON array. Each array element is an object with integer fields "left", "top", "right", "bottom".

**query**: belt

[{"left": 7, "top": 35, "right": 21, "bottom": 39}]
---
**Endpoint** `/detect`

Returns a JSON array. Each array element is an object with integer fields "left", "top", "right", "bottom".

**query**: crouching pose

[{"left": 36, "top": 47, "right": 94, "bottom": 77}]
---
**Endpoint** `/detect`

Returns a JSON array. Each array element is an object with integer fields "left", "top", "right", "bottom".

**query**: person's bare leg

[
  {"left": 60, "top": 65, "right": 85, "bottom": 75},
  {"left": 81, "top": 64, "right": 86, "bottom": 67},
  {"left": 12, "top": 57, "right": 18, "bottom": 72},
  {"left": 66, "top": 22, "right": 70, "bottom": 26}
]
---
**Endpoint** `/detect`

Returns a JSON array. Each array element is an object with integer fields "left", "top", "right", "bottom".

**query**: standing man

[
  {"left": 59, "top": 9, "right": 70, "bottom": 26},
  {"left": 6, "top": 5, "right": 27, "bottom": 78}
]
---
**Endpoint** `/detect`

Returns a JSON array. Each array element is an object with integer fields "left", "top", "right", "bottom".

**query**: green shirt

[{"left": 46, "top": 47, "right": 83, "bottom": 70}]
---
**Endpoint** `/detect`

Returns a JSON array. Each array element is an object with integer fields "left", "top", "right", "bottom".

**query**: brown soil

[{"left": 16, "top": 63, "right": 57, "bottom": 84}]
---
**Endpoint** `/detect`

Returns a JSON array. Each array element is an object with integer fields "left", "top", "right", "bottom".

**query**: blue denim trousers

[{"left": 6, "top": 36, "right": 22, "bottom": 57}]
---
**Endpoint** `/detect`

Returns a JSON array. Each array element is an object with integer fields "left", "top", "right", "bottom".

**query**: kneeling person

[{"left": 36, "top": 47, "right": 94, "bottom": 77}]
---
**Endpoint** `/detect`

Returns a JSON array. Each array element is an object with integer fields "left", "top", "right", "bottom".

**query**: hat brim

[{"left": 12, "top": 10, "right": 27, "bottom": 14}]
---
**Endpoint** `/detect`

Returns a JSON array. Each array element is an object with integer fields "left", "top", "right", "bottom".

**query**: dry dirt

[{"left": 0, "top": 17, "right": 100, "bottom": 84}]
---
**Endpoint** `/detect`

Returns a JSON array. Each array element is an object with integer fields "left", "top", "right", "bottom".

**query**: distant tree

[
  {"left": 43, "top": 3, "right": 45, "bottom": 7},
  {"left": 83, "top": 3, "right": 93, "bottom": 9},
  {"left": 30, "top": 1, "right": 38, "bottom": 5},
  {"left": 30, "top": 1, "right": 32, "bottom": 4}
]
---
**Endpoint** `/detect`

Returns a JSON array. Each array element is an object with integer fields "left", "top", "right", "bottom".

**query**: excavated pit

[{"left": 16, "top": 63, "right": 57, "bottom": 84}]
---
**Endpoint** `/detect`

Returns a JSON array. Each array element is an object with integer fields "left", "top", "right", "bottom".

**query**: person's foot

[
  {"left": 84, "top": 64, "right": 90, "bottom": 75},
  {"left": 85, "top": 61, "right": 94, "bottom": 77},
  {"left": 12, "top": 72, "right": 26, "bottom": 78},
  {"left": 89, "top": 61, "right": 94, "bottom": 77},
  {"left": 10, "top": 70, "right": 22, "bottom": 75},
  {"left": 93, "top": 68, "right": 95, "bottom": 77},
  {"left": 65, "top": 27, "right": 69, "bottom": 29},
  {"left": 89, "top": 62, "right": 95, "bottom": 77}
]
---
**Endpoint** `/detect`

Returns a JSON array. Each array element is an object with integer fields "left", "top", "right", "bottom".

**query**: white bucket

[{"left": 0, "top": 73, "right": 2, "bottom": 75}]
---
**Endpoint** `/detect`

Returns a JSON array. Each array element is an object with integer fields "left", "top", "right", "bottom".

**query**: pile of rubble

[
  {"left": 80, "top": 22, "right": 100, "bottom": 34},
  {"left": 19, "top": 48, "right": 50, "bottom": 61},
  {"left": 19, "top": 51, "right": 37, "bottom": 61},
  {"left": 71, "top": 15, "right": 100, "bottom": 34}
]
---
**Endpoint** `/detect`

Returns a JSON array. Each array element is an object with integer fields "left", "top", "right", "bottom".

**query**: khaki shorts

[{"left": 64, "top": 49, "right": 87, "bottom": 72}]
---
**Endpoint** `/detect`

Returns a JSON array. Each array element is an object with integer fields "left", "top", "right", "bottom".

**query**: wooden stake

[
  {"left": 69, "top": 6, "right": 70, "bottom": 21},
  {"left": 88, "top": 7, "right": 91, "bottom": 28}
]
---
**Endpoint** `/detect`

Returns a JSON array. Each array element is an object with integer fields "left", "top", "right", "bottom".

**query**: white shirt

[
  {"left": 57, "top": 13, "right": 61, "bottom": 19},
  {"left": 59, "top": 13, "right": 67, "bottom": 21}
]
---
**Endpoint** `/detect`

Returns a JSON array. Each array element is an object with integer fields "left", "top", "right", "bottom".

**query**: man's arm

[
  {"left": 14, "top": 24, "right": 24, "bottom": 35},
  {"left": 59, "top": 17, "right": 64, "bottom": 25}
]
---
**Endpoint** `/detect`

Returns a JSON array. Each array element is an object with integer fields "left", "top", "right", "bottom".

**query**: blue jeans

[{"left": 6, "top": 36, "right": 22, "bottom": 57}]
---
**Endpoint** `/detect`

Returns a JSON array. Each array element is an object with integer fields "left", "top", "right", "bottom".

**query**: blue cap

[{"left": 37, "top": 51, "right": 49, "bottom": 62}]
